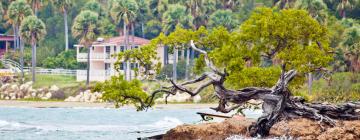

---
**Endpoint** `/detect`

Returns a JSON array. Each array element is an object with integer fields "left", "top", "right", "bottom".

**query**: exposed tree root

[{"left": 140, "top": 40, "right": 360, "bottom": 137}]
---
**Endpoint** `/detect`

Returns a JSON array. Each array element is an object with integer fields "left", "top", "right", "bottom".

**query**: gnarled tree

[{"left": 142, "top": 40, "right": 360, "bottom": 137}]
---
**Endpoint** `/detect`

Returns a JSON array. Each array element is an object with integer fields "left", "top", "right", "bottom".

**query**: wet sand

[{"left": 0, "top": 100, "right": 217, "bottom": 109}]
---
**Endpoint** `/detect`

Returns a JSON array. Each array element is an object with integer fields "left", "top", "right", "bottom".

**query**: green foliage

[
  {"left": 293, "top": 72, "right": 360, "bottom": 102},
  {"left": 41, "top": 50, "right": 83, "bottom": 69},
  {"left": 226, "top": 67, "right": 282, "bottom": 89},
  {"left": 238, "top": 8, "right": 332, "bottom": 73},
  {"left": 4, "top": 49, "right": 32, "bottom": 67},
  {"left": 208, "top": 9, "right": 239, "bottom": 30},
  {"left": 157, "top": 60, "right": 187, "bottom": 80},
  {"left": 115, "top": 42, "right": 162, "bottom": 79},
  {"left": 93, "top": 75, "right": 151, "bottom": 111}
]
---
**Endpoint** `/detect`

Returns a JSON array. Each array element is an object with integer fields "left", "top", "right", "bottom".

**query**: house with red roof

[{"left": 74, "top": 35, "right": 166, "bottom": 81}]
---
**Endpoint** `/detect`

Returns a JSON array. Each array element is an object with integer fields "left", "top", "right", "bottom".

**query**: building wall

[{"left": 76, "top": 42, "right": 166, "bottom": 81}]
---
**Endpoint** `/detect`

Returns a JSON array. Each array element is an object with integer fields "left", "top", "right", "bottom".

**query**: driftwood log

[{"left": 140, "top": 40, "right": 360, "bottom": 137}]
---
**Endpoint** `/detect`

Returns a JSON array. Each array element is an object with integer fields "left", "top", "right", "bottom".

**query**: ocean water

[{"left": 0, "top": 107, "right": 262, "bottom": 140}]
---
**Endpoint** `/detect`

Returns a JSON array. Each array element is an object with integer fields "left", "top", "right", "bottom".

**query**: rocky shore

[
  {"left": 163, "top": 117, "right": 360, "bottom": 140},
  {"left": 0, "top": 82, "right": 64, "bottom": 100}
]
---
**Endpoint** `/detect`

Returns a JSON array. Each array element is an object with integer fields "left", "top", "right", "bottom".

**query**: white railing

[
  {"left": 91, "top": 53, "right": 105, "bottom": 59},
  {"left": 77, "top": 53, "right": 106, "bottom": 60},
  {"left": 77, "top": 53, "right": 88, "bottom": 59},
  {"left": 35, "top": 69, "right": 76, "bottom": 76},
  {"left": 76, "top": 69, "right": 117, "bottom": 81}
]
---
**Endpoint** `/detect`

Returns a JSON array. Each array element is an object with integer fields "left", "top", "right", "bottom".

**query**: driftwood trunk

[{"left": 141, "top": 40, "right": 360, "bottom": 137}]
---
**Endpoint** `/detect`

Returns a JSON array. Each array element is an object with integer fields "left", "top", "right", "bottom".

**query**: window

[
  {"left": 114, "top": 46, "right": 117, "bottom": 52},
  {"left": 105, "top": 63, "right": 110, "bottom": 70},
  {"left": 133, "top": 46, "right": 139, "bottom": 49},
  {"left": 120, "top": 46, "right": 125, "bottom": 52},
  {"left": 119, "top": 62, "right": 124, "bottom": 70},
  {"left": 106, "top": 46, "right": 111, "bottom": 52}
]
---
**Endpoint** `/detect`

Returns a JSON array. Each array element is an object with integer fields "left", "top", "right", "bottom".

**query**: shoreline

[{"left": 0, "top": 100, "right": 217, "bottom": 109}]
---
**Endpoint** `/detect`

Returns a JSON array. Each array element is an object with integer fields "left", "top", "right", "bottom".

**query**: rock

[
  {"left": 163, "top": 118, "right": 360, "bottom": 140},
  {"left": 65, "top": 96, "right": 75, "bottom": 102},
  {"left": 192, "top": 95, "right": 201, "bottom": 103},
  {"left": 24, "top": 95, "right": 31, "bottom": 99},
  {"left": 84, "top": 92, "right": 91, "bottom": 102},
  {"left": 10, "top": 95, "right": 16, "bottom": 100},
  {"left": 45, "top": 92, "right": 52, "bottom": 99},
  {"left": 163, "top": 117, "right": 254, "bottom": 140},
  {"left": 10, "top": 84, "right": 18, "bottom": 91},
  {"left": 31, "top": 92, "right": 37, "bottom": 97},
  {"left": 49, "top": 85, "right": 59, "bottom": 92},
  {"left": 0, "top": 83, "right": 11, "bottom": 91},
  {"left": 89, "top": 94, "right": 97, "bottom": 102}
]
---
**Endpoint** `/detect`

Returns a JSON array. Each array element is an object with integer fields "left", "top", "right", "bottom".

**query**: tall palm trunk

[
  {"left": 185, "top": 48, "right": 190, "bottom": 80},
  {"left": 173, "top": 47, "right": 178, "bottom": 82},
  {"left": 141, "top": 22, "right": 145, "bottom": 38},
  {"left": 64, "top": 9, "right": 69, "bottom": 51},
  {"left": 86, "top": 45, "right": 90, "bottom": 86},
  {"left": 130, "top": 23, "right": 135, "bottom": 79},
  {"left": 13, "top": 25, "right": 17, "bottom": 50},
  {"left": 20, "top": 36, "right": 24, "bottom": 81},
  {"left": 31, "top": 37, "right": 36, "bottom": 82},
  {"left": 124, "top": 23, "right": 130, "bottom": 81}
]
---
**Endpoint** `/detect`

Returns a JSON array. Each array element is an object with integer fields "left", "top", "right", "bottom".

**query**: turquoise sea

[{"left": 0, "top": 107, "right": 262, "bottom": 140}]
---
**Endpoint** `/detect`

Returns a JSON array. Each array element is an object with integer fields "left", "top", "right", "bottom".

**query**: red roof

[
  {"left": 0, "top": 34, "right": 14, "bottom": 41},
  {"left": 94, "top": 35, "right": 150, "bottom": 46}
]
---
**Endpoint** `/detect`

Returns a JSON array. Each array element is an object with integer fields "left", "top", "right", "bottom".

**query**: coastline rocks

[
  {"left": 155, "top": 92, "right": 202, "bottom": 103},
  {"left": 163, "top": 117, "right": 360, "bottom": 140},
  {"left": 0, "top": 82, "right": 63, "bottom": 100},
  {"left": 64, "top": 90, "right": 103, "bottom": 103}
]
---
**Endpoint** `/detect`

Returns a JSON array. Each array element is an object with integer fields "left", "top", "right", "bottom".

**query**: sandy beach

[{"left": 0, "top": 100, "right": 217, "bottom": 109}]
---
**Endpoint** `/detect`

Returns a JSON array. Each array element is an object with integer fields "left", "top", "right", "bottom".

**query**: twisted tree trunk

[{"left": 140, "top": 40, "right": 360, "bottom": 137}]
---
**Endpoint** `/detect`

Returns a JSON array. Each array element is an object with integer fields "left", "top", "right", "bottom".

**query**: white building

[{"left": 75, "top": 35, "right": 166, "bottom": 82}]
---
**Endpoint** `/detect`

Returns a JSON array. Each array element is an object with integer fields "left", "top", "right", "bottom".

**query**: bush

[
  {"left": 295, "top": 72, "right": 360, "bottom": 102},
  {"left": 157, "top": 60, "right": 187, "bottom": 80},
  {"left": 41, "top": 50, "right": 85, "bottom": 69},
  {"left": 4, "top": 49, "right": 32, "bottom": 67}
]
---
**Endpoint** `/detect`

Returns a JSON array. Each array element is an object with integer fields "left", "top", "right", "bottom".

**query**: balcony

[
  {"left": 76, "top": 70, "right": 118, "bottom": 82},
  {"left": 77, "top": 53, "right": 106, "bottom": 62}
]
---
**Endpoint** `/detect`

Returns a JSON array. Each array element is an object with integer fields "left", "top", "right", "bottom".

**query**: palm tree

[
  {"left": 273, "top": 0, "right": 296, "bottom": 9},
  {"left": 52, "top": 0, "right": 72, "bottom": 51},
  {"left": 110, "top": 0, "right": 138, "bottom": 81},
  {"left": 20, "top": 16, "right": 46, "bottom": 82},
  {"left": 148, "top": 0, "right": 169, "bottom": 20},
  {"left": 136, "top": 0, "right": 150, "bottom": 38},
  {"left": 26, "top": 0, "right": 48, "bottom": 16},
  {"left": 294, "top": 0, "right": 328, "bottom": 23},
  {"left": 7, "top": 0, "right": 33, "bottom": 79},
  {"left": 72, "top": 10, "right": 101, "bottom": 86},
  {"left": 83, "top": 0, "right": 104, "bottom": 17},
  {"left": 162, "top": 4, "right": 193, "bottom": 34},
  {"left": 180, "top": 0, "right": 216, "bottom": 29},
  {"left": 0, "top": 3, "right": 3, "bottom": 21},
  {"left": 336, "top": 0, "right": 355, "bottom": 19}
]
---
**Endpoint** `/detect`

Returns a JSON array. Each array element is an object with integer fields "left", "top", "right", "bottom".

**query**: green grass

[{"left": 25, "top": 74, "right": 79, "bottom": 88}]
